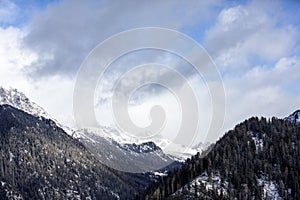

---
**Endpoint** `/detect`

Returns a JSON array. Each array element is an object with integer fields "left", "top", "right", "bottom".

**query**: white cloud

[
  {"left": 244, "top": 57, "right": 300, "bottom": 87},
  {"left": 205, "top": 1, "right": 298, "bottom": 72},
  {"left": 0, "top": 27, "right": 36, "bottom": 88},
  {"left": 200, "top": 1, "right": 300, "bottom": 134},
  {"left": 0, "top": 26, "right": 75, "bottom": 127},
  {"left": 94, "top": 72, "right": 213, "bottom": 145},
  {"left": 0, "top": 0, "right": 300, "bottom": 146},
  {"left": 27, "top": 75, "right": 76, "bottom": 127},
  {"left": 223, "top": 56, "right": 300, "bottom": 132}
]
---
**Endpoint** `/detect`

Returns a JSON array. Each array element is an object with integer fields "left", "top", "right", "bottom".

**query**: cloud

[
  {"left": 23, "top": 0, "right": 220, "bottom": 78},
  {"left": 199, "top": 0, "right": 300, "bottom": 136},
  {"left": 0, "top": 26, "right": 75, "bottom": 127},
  {"left": 223, "top": 56, "right": 300, "bottom": 132},
  {"left": 0, "top": 27, "right": 36, "bottom": 88},
  {"left": 95, "top": 72, "right": 213, "bottom": 145},
  {"left": 94, "top": 49, "right": 200, "bottom": 106},
  {"left": 1, "top": 1, "right": 223, "bottom": 145},
  {"left": 1, "top": 0, "right": 300, "bottom": 145},
  {"left": 205, "top": 1, "right": 299, "bottom": 72}
]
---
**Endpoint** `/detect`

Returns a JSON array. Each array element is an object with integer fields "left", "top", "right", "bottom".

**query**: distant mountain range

[
  {"left": 0, "top": 86, "right": 299, "bottom": 199},
  {"left": 0, "top": 87, "right": 208, "bottom": 161},
  {"left": 74, "top": 128, "right": 178, "bottom": 173}
]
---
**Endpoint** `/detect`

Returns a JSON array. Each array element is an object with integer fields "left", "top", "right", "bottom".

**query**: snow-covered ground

[
  {"left": 174, "top": 171, "right": 228, "bottom": 197},
  {"left": 258, "top": 175, "right": 282, "bottom": 200},
  {"left": 0, "top": 87, "right": 50, "bottom": 119},
  {"left": 247, "top": 131, "right": 264, "bottom": 153},
  {"left": 0, "top": 86, "right": 74, "bottom": 135},
  {"left": 76, "top": 126, "right": 211, "bottom": 161}
]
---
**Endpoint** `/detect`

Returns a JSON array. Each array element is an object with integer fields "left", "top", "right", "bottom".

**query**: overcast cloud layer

[
  {"left": 0, "top": 0, "right": 300, "bottom": 145},
  {"left": 23, "top": 0, "right": 220, "bottom": 77}
]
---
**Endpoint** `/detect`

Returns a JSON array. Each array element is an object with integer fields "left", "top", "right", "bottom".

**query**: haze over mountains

[
  {"left": 1, "top": 0, "right": 300, "bottom": 199},
  {"left": 0, "top": 86, "right": 299, "bottom": 199},
  {"left": 0, "top": 87, "right": 208, "bottom": 162}
]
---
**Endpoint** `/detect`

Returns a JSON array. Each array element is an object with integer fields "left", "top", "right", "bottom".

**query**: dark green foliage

[
  {"left": 144, "top": 116, "right": 300, "bottom": 200},
  {"left": 1, "top": 103, "right": 300, "bottom": 199},
  {"left": 0, "top": 105, "right": 145, "bottom": 199}
]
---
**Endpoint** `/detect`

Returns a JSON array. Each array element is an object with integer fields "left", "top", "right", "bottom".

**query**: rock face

[
  {"left": 0, "top": 87, "right": 50, "bottom": 119},
  {"left": 0, "top": 105, "right": 145, "bottom": 199},
  {"left": 75, "top": 129, "right": 178, "bottom": 173}
]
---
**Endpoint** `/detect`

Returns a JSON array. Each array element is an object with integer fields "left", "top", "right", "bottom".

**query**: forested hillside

[
  {"left": 0, "top": 105, "right": 146, "bottom": 199},
  {"left": 1, "top": 102, "right": 300, "bottom": 200},
  {"left": 144, "top": 116, "right": 300, "bottom": 199}
]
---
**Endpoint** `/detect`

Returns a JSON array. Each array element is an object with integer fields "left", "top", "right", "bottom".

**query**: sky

[{"left": 0, "top": 0, "right": 300, "bottom": 145}]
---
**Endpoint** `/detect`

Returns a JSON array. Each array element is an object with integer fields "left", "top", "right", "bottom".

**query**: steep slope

[
  {"left": 0, "top": 87, "right": 73, "bottom": 135},
  {"left": 0, "top": 87, "right": 206, "bottom": 162},
  {"left": 74, "top": 126, "right": 210, "bottom": 162},
  {"left": 0, "top": 104, "right": 145, "bottom": 199},
  {"left": 145, "top": 116, "right": 300, "bottom": 199},
  {"left": 0, "top": 87, "right": 49, "bottom": 119},
  {"left": 75, "top": 129, "right": 179, "bottom": 173}
]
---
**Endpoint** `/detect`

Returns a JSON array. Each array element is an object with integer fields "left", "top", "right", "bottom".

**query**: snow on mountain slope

[
  {"left": 0, "top": 86, "right": 73, "bottom": 135},
  {"left": 0, "top": 104, "right": 142, "bottom": 199},
  {"left": 247, "top": 131, "right": 264, "bottom": 153},
  {"left": 174, "top": 172, "right": 283, "bottom": 200},
  {"left": 0, "top": 87, "right": 50, "bottom": 119},
  {"left": 258, "top": 175, "right": 282, "bottom": 200},
  {"left": 0, "top": 86, "right": 206, "bottom": 161},
  {"left": 285, "top": 110, "right": 300, "bottom": 125},
  {"left": 73, "top": 126, "right": 210, "bottom": 161},
  {"left": 156, "top": 141, "right": 211, "bottom": 161},
  {"left": 74, "top": 128, "right": 178, "bottom": 173},
  {"left": 173, "top": 171, "right": 228, "bottom": 198}
]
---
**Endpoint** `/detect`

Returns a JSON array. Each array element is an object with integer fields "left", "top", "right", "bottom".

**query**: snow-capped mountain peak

[
  {"left": 0, "top": 86, "right": 206, "bottom": 161},
  {"left": 74, "top": 126, "right": 210, "bottom": 161},
  {"left": 285, "top": 110, "right": 300, "bottom": 125},
  {"left": 0, "top": 87, "right": 50, "bottom": 119},
  {"left": 0, "top": 86, "right": 74, "bottom": 135}
]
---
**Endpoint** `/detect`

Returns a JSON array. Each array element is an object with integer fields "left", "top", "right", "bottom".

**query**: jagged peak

[
  {"left": 121, "top": 141, "right": 162, "bottom": 153},
  {"left": 0, "top": 86, "right": 50, "bottom": 119},
  {"left": 0, "top": 86, "right": 74, "bottom": 135}
]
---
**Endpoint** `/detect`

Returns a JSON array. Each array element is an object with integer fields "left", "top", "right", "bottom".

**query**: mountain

[
  {"left": 0, "top": 87, "right": 205, "bottom": 162},
  {"left": 0, "top": 87, "right": 73, "bottom": 135},
  {"left": 6, "top": 86, "right": 300, "bottom": 199},
  {"left": 0, "top": 104, "right": 148, "bottom": 199},
  {"left": 0, "top": 87, "right": 50, "bottom": 119},
  {"left": 285, "top": 110, "right": 300, "bottom": 125},
  {"left": 74, "top": 126, "right": 210, "bottom": 162},
  {"left": 74, "top": 128, "right": 179, "bottom": 173},
  {"left": 155, "top": 140, "right": 211, "bottom": 161},
  {"left": 0, "top": 86, "right": 182, "bottom": 173},
  {"left": 144, "top": 115, "right": 300, "bottom": 199}
]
